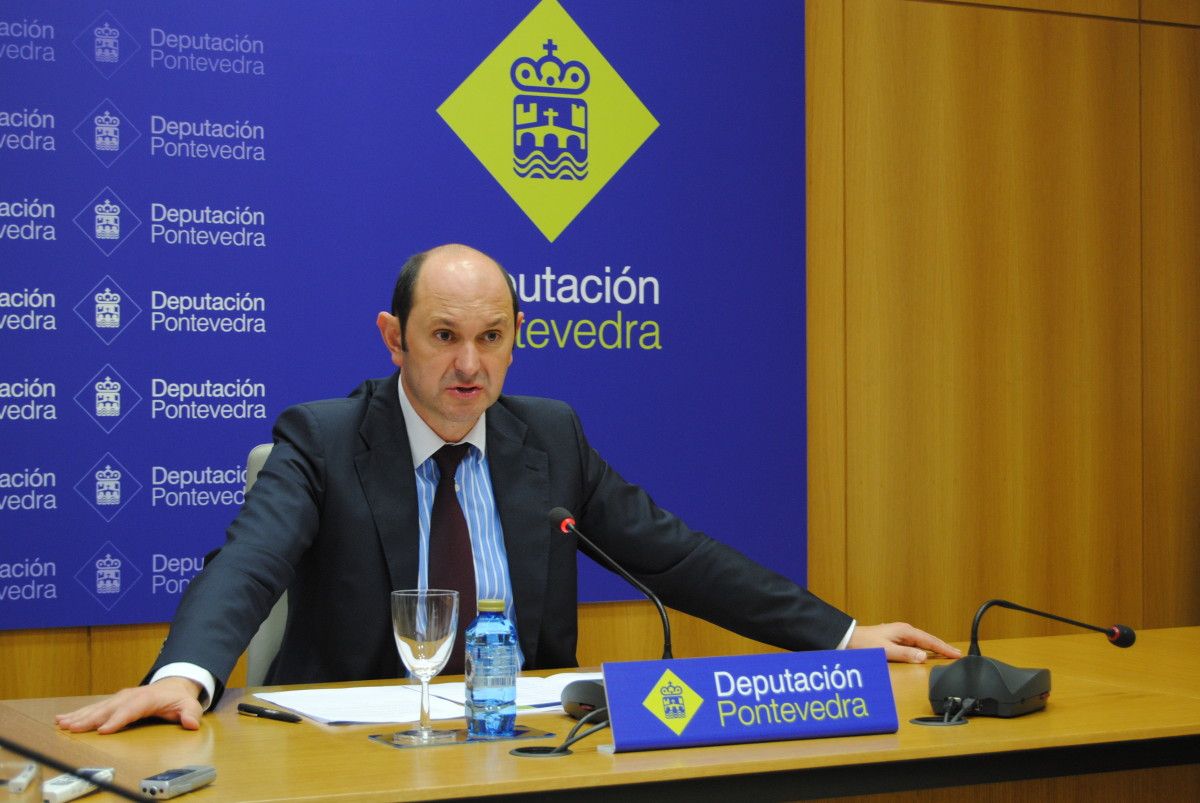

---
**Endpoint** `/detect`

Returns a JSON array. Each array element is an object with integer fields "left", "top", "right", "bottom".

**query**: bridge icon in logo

[{"left": 439, "top": 0, "right": 657, "bottom": 242}]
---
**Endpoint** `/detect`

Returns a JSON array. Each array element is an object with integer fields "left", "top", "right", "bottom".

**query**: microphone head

[
  {"left": 1107, "top": 625, "right": 1136, "bottom": 648},
  {"left": 547, "top": 507, "right": 576, "bottom": 534}
]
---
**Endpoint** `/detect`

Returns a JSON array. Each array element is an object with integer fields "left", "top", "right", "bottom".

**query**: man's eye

[
  {"left": 483, "top": 331, "right": 501, "bottom": 343},
  {"left": 434, "top": 330, "right": 453, "bottom": 342}
]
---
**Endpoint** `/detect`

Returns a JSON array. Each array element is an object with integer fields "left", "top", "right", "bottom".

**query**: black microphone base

[
  {"left": 929, "top": 655, "right": 1051, "bottom": 718},
  {"left": 561, "top": 679, "right": 608, "bottom": 722}
]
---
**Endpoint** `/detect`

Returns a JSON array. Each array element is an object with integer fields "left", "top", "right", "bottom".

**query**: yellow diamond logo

[
  {"left": 642, "top": 669, "right": 703, "bottom": 737},
  {"left": 438, "top": 0, "right": 658, "bottom": 242}
]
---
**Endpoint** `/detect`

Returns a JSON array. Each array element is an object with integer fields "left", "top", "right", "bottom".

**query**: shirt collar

[{"left": 396, "top": 373, "right": 487, "bottom": 469}]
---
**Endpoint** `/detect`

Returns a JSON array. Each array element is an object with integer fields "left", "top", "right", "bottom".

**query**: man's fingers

[
  {"left": 909, "top": 631, "right": 961, "bottom": 659},
  {"left": 177, "top": 700, "right": 203, "bottom": 730},
  {"left": 56, "top": 699, "right": 120, "bottom": 732},
  {"left": 850, "top": 622, "right": 962, "bottom": 663},
  {"left": 55, "top": 679, "right": 205, "bottom": 734},
  {"left": 884, "top": 623, "right": 962, "bottom": 659}
]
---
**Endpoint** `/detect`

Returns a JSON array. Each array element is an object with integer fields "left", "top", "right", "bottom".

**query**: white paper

[
  {"left": 253, "top": 672, "right": 604, "bottom": 724},
  {"left": 256, "top": 684, "right": 461, "bottom": 724}
]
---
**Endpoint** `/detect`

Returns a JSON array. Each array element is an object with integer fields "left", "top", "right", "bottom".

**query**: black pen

[{"left": 237, "top": 703, "right": 301, "bottom": 723}]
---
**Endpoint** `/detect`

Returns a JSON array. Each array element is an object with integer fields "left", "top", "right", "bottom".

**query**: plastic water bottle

[{"left": 465, "top": 598, "right": 518, "bottom": 738}]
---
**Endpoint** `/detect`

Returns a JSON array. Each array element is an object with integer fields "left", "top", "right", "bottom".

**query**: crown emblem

[
  {"left": 511, "top": 39, "right": 590, "bottom": 95},
  {"left": 95, "top": 465, "right": 121, "bottom": 481},
  {"left": 95, "top": 377, "right": 121, "bottom": 393},
  {"left": 95, "top": 23, "right": 119, "bottom": 39},
  {"left": 95, "top": 111, "right": 120, "bottom": 127},
  {"left": 95, "top": 199, "right": 120, "bottom": 216},
  {"left": 95, "top": 288, "right": 121, "bottom": 304},
  {"left": 511, "top": 38, "right": 589, "bottom": 182},
  {"left": 95, "top": 553, "right": 121, "bottom": 570}
]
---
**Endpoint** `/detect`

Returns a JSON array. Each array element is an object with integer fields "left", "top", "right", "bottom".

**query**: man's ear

[{"left": 376, "top": 312, "right": 404, "bottom": 368}]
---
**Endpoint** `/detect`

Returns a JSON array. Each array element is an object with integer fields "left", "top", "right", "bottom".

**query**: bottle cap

[{"left": 477, "top": 599, "right": 505, "bottom": 612}]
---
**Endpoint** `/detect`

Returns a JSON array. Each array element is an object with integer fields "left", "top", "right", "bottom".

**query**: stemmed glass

[{"left": 391, "top": 589, "right": 459, "bottom": 743}]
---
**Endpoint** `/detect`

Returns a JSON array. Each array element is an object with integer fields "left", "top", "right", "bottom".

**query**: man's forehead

[
  {"left": 413, "top": 254, "right": 510, "bottom": 310},
  {"left": 418, "top": 283, "right": 511, "bottom": 312},
  {"left": 424, "top": 307, "right": 512, "bottom": 326}
]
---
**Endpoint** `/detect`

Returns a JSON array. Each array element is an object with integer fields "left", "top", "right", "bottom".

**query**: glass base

[
  {"left": 392, "top": 727, "right": 461, "bottom": 744},
  {"left": 372, "top": 725, "right": 554, "bottom": 750}
]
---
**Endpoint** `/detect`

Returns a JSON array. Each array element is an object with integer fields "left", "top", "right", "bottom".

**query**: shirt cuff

[
  {"left": 836, "top": 620, "right": 856, "bottom": 650},
  {"left": 150, "top": 663, "right": 216, "bottom": 711}
]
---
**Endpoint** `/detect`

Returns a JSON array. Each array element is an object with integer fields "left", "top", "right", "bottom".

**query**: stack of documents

[{"left": 255, "top": 672, "right": 604, "bottom": 724}]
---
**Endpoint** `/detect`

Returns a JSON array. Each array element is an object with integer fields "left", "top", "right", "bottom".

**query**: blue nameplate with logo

[{"left": 602, "top": 649, "right": 897, "bottom": 752}]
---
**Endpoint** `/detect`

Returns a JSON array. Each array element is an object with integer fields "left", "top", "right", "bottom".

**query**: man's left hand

[{"left": 848, "top": 622, "right": 962, "bottom": 663}]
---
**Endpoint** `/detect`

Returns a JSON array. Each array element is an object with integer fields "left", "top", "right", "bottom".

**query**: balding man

[{"left": 58, "top": 244, "right": 958, "bottom": 734}]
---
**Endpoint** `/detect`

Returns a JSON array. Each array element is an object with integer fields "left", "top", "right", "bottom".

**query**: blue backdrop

[{"left": 0, "top": 0, "right": 806, "bottom": 629}]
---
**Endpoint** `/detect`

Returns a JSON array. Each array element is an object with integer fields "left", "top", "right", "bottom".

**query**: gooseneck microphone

[
  {"left": 924, "top": 598, "right": 1137, "bottom": 721},
  {"left": 968, "top": 599, "right": 1135, "bottom": 655},
  {"left": 548, "top": 507, "right": 673, "bottom": 660}
]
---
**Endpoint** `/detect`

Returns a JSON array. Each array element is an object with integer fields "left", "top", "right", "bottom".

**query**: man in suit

[{"left": 57, "top": 244, "right": 958, "bottom": 734}]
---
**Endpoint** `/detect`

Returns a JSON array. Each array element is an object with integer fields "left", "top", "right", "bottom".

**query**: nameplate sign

[{"left": 603, "top": 648, "right": 897, "bottom": 752}]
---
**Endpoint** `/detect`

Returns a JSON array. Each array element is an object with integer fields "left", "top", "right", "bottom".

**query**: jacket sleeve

[
  {"left": 569, "top": 409, "right": 853, "bottom": 651},
  {"left": 144, "top": 404, "right": 326, "bottom": 704}
]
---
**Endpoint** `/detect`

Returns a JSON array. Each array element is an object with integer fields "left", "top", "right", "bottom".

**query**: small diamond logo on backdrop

[
  {"left": 74, "top": 276, "right": 142, "bottom": 345},
  {"left": 74, "top": 12, "right": 140, "bottom": 79},
  {"left": 74, "top": 99, "right": 141, "bottom": 167},
  {"left": 73, "top": 188, "right": 141, "bottom": 256},
  {"left": 75, "top": 452, "right": 142, "bottom": 522},
  {"left": 74, "top": 542, "right": 142, "bottom": 611},
  {"left": 439, "top": 0, "right": 657, "bottom": 241},
  {"left": 75, "top": 365, "right": 141, "bottom": 433}
]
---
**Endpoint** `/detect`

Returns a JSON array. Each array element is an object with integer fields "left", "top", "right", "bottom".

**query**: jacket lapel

[
  {"left": 355, "top": 372, "right": 421, "bottom": 591},
  {"left": 486, "top": 400, "right": 551, "bottom": 664}
]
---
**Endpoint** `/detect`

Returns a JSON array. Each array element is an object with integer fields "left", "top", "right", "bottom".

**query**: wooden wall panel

[
  {"left": 1142, "top": 0, "right": 1200, "bottom": 25},
  {"left": 1142, "top": 23, "right": 1200, "bottom": 628},
  {"left": 86, "top": 624, "right": 165, "bottom": 694},
  {"left": 0, "top": 628, "right": 89, "bottom": 699},
  {"left": 843, "top": 0, "right": 1142, "bottom": 640},
  {"left": 575, "top": 602, "right": 778, "bottom": 668},
  {"left": 806, "top": 0, "right": 848, "bottom": 610}
]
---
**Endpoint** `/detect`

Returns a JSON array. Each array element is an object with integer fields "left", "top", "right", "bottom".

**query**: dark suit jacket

[{"left": 151, "top": 373, "right": 851, "bottom": 702}]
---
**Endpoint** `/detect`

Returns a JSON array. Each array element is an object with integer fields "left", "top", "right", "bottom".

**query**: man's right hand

[{"left": 54, "top": 676, "right": 204, "bottom": 734}]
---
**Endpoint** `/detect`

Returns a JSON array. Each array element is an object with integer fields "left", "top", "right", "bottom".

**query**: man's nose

[{"left": 454, "top": 343, "right": 481, "bottom": 375}]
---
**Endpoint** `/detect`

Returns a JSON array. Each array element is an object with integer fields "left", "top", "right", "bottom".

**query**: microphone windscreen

[
  {"left": 547, "top": 507, "right": 574, "bottom": 527},
  {"left": 1109, "top": 625, "right": 1136, "bottom": 648}
]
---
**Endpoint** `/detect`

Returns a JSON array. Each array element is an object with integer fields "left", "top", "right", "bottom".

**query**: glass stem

[{"left": 419, "top": 679, "right": 432, "bottom": 732}]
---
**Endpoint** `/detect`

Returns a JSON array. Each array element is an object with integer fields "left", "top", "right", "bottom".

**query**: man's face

[{"left": 377, "top": 246, "right": 522, "bottom": 442}]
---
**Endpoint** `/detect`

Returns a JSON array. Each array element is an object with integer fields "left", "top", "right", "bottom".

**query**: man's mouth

[{"left": 449, "top": 385, "right": 482, "bottom": 398}]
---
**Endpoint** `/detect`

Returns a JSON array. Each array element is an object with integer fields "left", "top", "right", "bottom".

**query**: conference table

[{"left": 2, "top": 628, "right": 1198, "bottom": 801}]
